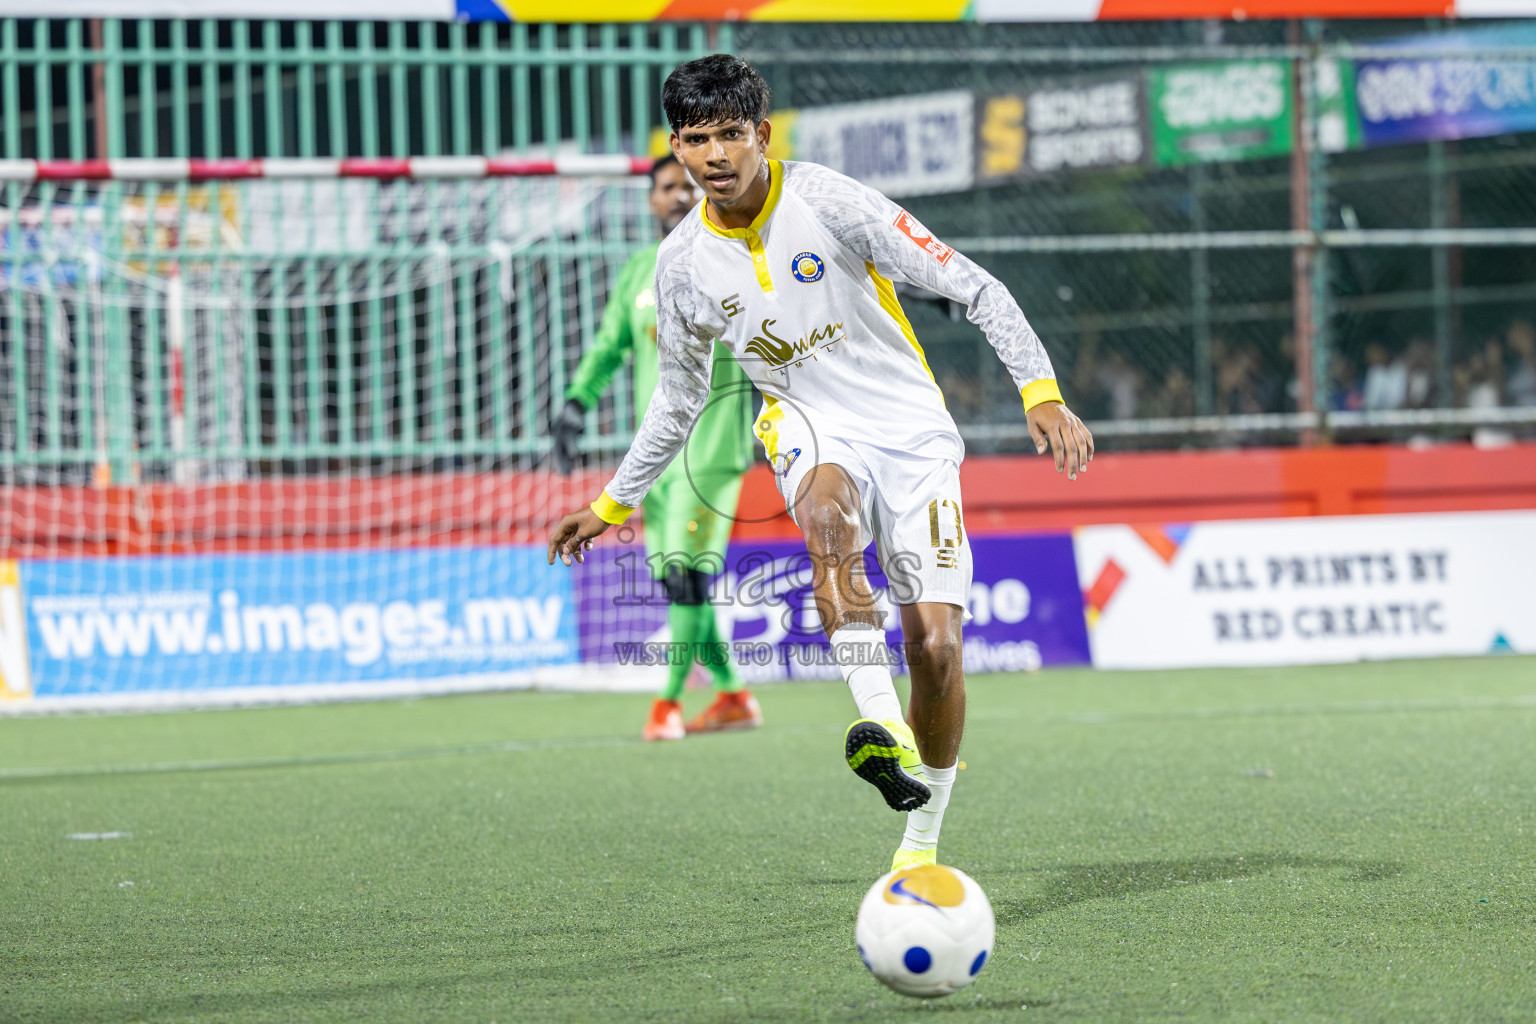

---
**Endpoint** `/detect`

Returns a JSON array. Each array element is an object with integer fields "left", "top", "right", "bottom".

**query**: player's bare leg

[
  {"left": 794, "top": 466, "right": 931, "bottom": 815},
  {"left": 796, "top": 463, "right": 883, "bottom": 633},
  {"left": 900, "top": 602, "right": 965, "bottom": 769},
  {"left": 894, "top": 601, "right": 965, "bottom": 868}
]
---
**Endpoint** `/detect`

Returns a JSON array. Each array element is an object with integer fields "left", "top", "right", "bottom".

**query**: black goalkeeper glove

[{"left": 551, "top": 398, "right": 586, "bottom": 475}]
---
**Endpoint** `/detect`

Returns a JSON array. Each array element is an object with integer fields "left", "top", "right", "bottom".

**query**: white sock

[
  {"left": 830, "top": 625, "right": 902, "bottom": 722},
  {"left": 900, "top": 763, "right": 956, "bottom": 852}
]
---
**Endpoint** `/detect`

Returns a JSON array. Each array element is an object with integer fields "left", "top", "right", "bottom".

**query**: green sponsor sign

[
  {"left": 1149, "top": 60, "right": 1293, "bottom": 166},
  {"left": 1314, "top": 59, "right": 1363, "bottom": 154}
]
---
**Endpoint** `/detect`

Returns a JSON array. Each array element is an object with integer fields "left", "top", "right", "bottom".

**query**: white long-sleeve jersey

[{"left": 591, "top": 158, "right": 1062, "bottom": 522}]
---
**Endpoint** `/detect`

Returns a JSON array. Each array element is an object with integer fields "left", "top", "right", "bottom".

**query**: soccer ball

[{"left": 854, "top": 864, "right": 995, "bottom": 998}]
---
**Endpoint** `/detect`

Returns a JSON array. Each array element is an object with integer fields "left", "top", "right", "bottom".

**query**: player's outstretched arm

[
  {"left": 550, "top": 244, "right": 714, "bottom": 568},
  {"left": 801, "top": 165, "right": 1076, "bottom": 458},
  {"left": 1026, "top": 401, "right": 1094, "bottom": 482},
  {"left": 547, "top": 506, "right": 610, "bottom": 566}
]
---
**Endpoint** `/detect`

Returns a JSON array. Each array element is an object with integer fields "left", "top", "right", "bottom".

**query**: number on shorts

[{"left": 928, "top": 498, "right": 964, "bottom": 570}]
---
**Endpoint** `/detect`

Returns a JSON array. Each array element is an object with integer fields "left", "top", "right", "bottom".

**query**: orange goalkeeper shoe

[
  {"left": 684, "top": 690, "right": 763, "bottom": 734},
  {"left": 642, "top": 699, "right": 685, "bottom": 742}
]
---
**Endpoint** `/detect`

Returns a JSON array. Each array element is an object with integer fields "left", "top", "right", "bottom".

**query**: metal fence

[
  {"left": 742, "top": 19, "right": 1536, "bottom": 450},
  {"left": 0, "top": 19, "right": 722, "bottom": 483},
  {"left": 0, "top": 19, "right": 728, "bottom": 160},
  {"left": 2, "top": 17, "right": 1535, "bottom": 485}
]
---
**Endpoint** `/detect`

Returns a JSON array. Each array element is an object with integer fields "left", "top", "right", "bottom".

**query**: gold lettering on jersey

[
  {"left": 928, "top": 498, "right": 964, "bottom": 570},
  {"left": 745, "top": 317, "right": 848, "bottom": 372},
  {"left": 721, "top": 293, "right": 743, "bottom": 318}
]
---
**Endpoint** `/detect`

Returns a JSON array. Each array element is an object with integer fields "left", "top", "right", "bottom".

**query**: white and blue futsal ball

[{"left": 854, "top": 864, "right": 995, "bottom": 998}]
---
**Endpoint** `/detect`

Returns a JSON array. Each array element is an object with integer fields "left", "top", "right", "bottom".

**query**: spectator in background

[
  {"left": 1096, "top": 349, "right": 1142, "bottom": 420},
  {"left": 1277, "top": 333, "right": 1303, "bottom": 412},
  {"left": 1214, "top": 340, "right": 1272, "bottom": 415},
  {"left": 1361, "top": 341, "right": 1408, "bottom": 411},
  {"left": 1069, "top": 329, "right": 1110, "bottom": 421},
  {"left": 1330, "top": 353, "right": 1364, "bottom": 412},
  {"left": 1141, "top": 366, "right": 1196, "bottom": 419},
  {"left": 1459, "top": 336, "right": 1510, "bottom": 447},
  {"left": 1070, "top": 330, "right": 1142, "bottom": 420},
  {"left": 1505, "top": 319, "right": 1536, "bottom": 407},
  {"left": 1403, "top": 338, "right": 1436, "bottom": 409},
  {"left": 1457, "top": 337, "right": 1504, "bottom": 410}
]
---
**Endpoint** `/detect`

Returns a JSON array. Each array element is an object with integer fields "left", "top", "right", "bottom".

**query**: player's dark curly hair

[{"left": 661, "top": 54, "right": 771, "bottom": 133}]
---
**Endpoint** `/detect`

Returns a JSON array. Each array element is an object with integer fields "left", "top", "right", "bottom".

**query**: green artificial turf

[{"left": 3, "top": 657, "right": 1535, "bottom": 1023}]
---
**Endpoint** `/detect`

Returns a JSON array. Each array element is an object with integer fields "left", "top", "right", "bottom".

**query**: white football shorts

[{"left": 766, "top": 420, "right": 973, "bottom": 613}]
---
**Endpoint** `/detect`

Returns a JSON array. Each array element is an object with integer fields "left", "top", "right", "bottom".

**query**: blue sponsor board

[
  {"left": 573, "top": 533, "right": 1090, "bottom": 680},
  {"left": 19, "top": 547, "right": 576, "bottom": 697},
  {"left": 1355, "top": 25, "right": 1536, "bottom": 147}
]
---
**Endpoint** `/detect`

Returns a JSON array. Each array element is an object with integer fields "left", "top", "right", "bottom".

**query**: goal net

[{"left": 0, "top": 161, "right": 684, "bottom": 708}]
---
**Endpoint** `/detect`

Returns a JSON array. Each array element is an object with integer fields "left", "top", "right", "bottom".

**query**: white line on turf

[{"left": 67, "top": 831, "right": 133, "bottom": 840}]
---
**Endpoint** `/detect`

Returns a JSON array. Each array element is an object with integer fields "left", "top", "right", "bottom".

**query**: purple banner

[
  {"left": 573, "top": 533, "right": 1090, "bottom": 681},
  {"left": 1355, "top": 57, "right": 1536, "bottom": 147}
]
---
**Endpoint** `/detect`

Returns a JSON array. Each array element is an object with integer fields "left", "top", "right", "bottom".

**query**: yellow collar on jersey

[
  {"left": 699, "top": 159, "right": 783, "bottom": 239},
  {"left": 700, "top": 159, "right": 783, "bottom": 293}
]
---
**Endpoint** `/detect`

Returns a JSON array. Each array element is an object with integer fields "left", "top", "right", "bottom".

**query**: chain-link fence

[
  {"left": 3, "top": 16, "right": 1536, "bottom": 477},
  {"left": 743, "top": 19, "right": 1536, "bottom": 451}
]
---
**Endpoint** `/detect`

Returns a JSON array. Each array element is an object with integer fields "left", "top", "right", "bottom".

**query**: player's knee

[
  {"left": 908, "top": 627, "right": 962, "bottom": 685},
  {"left": 802, "top": 495, "right": 859, "bottom": 546}
]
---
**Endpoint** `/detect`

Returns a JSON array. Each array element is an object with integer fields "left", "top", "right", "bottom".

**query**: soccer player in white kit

[{"left": 550, "top": 55, "right": 1094, "bottom": 871}]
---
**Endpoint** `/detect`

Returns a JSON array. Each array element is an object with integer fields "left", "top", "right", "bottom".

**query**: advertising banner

[
  {"left": 456, "top": 1, "right": 1536, "bottom": 21},
  {"left": 1075, "top": 511, "right": 1536, "bottom": 669},
  {"left": 0, "top": 547, "right": 577, "bottom": 707},
  {"left": 790, "top": 91, "right": 975, "bottom": 198},
  {"left": 1148, "top": 60, "right": 1293, "bottom": 166},
  {"left": 1315, "top": 58, "right": 1365, "bottom": 153},
  {"left": 978, "top": 74, "right": 1146, "bottom": 181},
  {"left": 3, "top": 0, "right": 1534, "bottom": 21},
  {"left": 0, "top": 1, "right": 453, "bottom": 15},
  {"left": 1356, "top": 55, "right": 1536, "bottom": 147},
  {"left": 575, "top": 533, "right": 1090, "bottom": 685},
  {"left": 1351, "top": 23, "right": 1536, "bottom": 148}
]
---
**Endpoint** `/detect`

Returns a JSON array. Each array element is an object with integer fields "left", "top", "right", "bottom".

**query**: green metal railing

[
  {"left": 1, "top": 20, "right": 730, "bottom": 160},
  {"left": 0, "top": 19, "right": 726, "bottom": 480}
]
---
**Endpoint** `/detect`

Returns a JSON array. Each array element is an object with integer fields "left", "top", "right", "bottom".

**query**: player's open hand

[
  {"left": 547, "top": 506, "right": 611, "bottom": 566},
  {"left": 1027, "top": 401, "right": 1094, "bottom": 482}
]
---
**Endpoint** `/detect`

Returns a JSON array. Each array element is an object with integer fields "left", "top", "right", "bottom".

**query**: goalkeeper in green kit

[{"left": 552, "top": 154, "right": 762, "bottom": 742}]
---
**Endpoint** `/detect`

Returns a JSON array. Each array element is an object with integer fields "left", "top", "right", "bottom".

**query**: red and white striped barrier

[{"left": 0, "top": 154, "right": 653, "bottom": 183}]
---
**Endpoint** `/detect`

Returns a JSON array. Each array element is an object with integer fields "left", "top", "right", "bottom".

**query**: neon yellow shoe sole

[
  {"left": 844, "top": 718, "right": 930, "bottom": 812},
  {"left": 891, "top": 848, "right": 937, "bottom": 871}
]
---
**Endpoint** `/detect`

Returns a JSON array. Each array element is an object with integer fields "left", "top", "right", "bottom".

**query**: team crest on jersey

[
  {"left": 791, "top": 251, "right": 825, "bottom": 283},
  {"left": 893, "top": 209, "right": 956, "bottom": 266}
]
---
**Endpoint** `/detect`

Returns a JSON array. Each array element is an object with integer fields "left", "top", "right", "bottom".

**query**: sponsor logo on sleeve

[{"left": 893, "top": 210, "right": 955, "bottom": 266}]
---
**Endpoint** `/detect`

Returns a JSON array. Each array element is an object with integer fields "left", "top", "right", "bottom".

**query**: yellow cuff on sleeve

[
  {"left": 1021, "top": 378, "right": 1064, "bottom": 411},
  {"left": 590, "top": 490, "right": 635, "bottom": 526}
]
